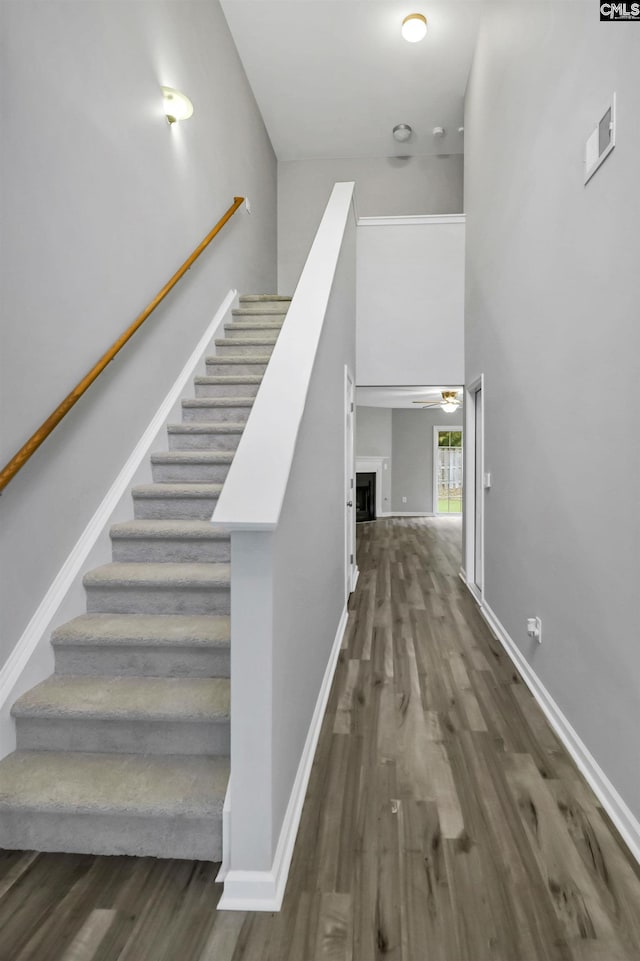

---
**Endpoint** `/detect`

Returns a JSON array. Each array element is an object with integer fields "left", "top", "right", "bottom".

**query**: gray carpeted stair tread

[
  {"left": 194, "top": 375, "right": 262, "bottom": 386},
  {"left": 167, "top": 422, "right": 245, "bottom": 434},
  {"left": 52, "top": 613, "right": 230, "bottom": 649},
  {"left": 214, "top": 338, "right": 276, "bottom": 347},
  {"left": 151, "top": 450, "right": 235, "bottom": 464},
  {"left": 131, "top": 483, "right": 223, "bottom": 499},
  {"left": 12, "top": 675, "right": 229, "bottom": 722},
  {"left": 110, "top": 519, "right": 229, "bottom": 541},
  {"left": 84, "top": 562, "right": 230, "bottom": 589},
  {"left": 0, "top": 751, "right": 228, "bottom": 818},
  {"left": 204, "top": 355, "right": 270, "bottom": 365},
  {"left": 182, "top": 398, "right": 255, "bottom": 409},
  {"left": 239, "top": 294, "right": 291, "bottom": 303},
  {"left": 225, "top": 321, "right": 283, "bottom": 330}
]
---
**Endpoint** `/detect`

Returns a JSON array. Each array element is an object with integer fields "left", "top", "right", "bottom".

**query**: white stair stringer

[{"left": 0, "top": 295, "right": 290, "bottom": 861}]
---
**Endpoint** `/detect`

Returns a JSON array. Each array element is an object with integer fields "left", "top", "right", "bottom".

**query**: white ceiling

[
  {"left": 220, "top": 1, "right": 482, "bottom": 162},
  {"left": 356, "top": 385, "right": 463, "bottom": 408}
]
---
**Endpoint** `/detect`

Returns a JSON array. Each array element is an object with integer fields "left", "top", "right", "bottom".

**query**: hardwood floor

[{"left": 1, "top": 517, "right": 639, "bottom": 960}]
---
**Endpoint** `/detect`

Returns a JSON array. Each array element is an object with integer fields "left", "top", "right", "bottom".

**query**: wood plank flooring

[{"left": 1, "top": 517, "right": 639, "bottom": 960}]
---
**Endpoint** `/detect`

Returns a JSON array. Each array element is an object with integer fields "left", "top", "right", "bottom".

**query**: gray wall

[
  {"left": 0, "top": 1, "right": 276, "bottom": 670},
  {"left": 391, "top": 409, "right": 463, "bottom": 514},
  {"left": 278, "top": 155, "right": 463, "bottom": 293},
  {"left": 356, "top": 407, "right": 392, "bottom": 459},
  {"left": 465, "top": 4, "right": 640, "bottom": 818}
]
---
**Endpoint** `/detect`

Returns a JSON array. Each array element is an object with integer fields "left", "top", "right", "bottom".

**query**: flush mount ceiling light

[
  {"left": 393, "top": 123, "right": 413, "bottom": 142},
  {"left": 402, "top": 13, "right": 427, "bottom": 42},
  {"left": 161, "top": 86, "right": 194, "bottom": 124}
]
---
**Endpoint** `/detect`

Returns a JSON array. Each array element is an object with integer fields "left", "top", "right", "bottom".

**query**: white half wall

[{"left": 357, "top": 218, "right": 465, "bottom": 386}]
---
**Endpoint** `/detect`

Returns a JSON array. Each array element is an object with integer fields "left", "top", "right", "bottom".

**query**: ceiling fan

[{"left": 412, "top": 390, "right": 461, "bottom": 413}]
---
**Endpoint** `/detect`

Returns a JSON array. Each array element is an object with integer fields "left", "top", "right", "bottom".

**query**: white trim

[
  {"left": 0, "top": 290, "right": 237, "bottom": 733},
  {"left": 459, "top": 576, "right": 640, "bottom": 867},
  {"left": 351, "top": 566, "right": 360, "bottom": 592},
  {"left": 355, "top": 456, "right": 387, "bottom": 519},
  {"left": 345, "top": 366, "right": 356, "bottom": 599},
  {"left": 390, "top": 511, "right": 434, "bottom": 517},
  {"left": 215, "top": 777, "right": 233, "bottom": 883},
  {"left": 358, "top": 214, "right": 465, "bottom": 227},
  {"left": 464, "top": 374, "right": 484, "bottom": 598},
  {"left": 219, "top": 604, "right": 349, "bottom": 911}
]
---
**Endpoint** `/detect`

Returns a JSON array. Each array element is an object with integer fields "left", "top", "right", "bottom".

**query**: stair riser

[
  {"left": 151, "top": 461, "right": 231, "bottom": 484},
  {"left": 205, "top": 361, "right": 268, "bottom": 377},
  {"left": 53, "top": 645, "right": 230, "bottom": 678},
  {"left": 16, "top": 717, "right": 229, "bottom": 757},
  {"left": 182, "top": 405, "right": 251, "bottom": 424},
  {"left": 132, "top": 496, "right": 219, "bottom": 520},
  {"left": 215, "top": 345, "right": 274, "bottom": 359},
  {"left": 223, "top": 327, "right": 280, "bottom": 342},
  {"left": 0, "top": 810, "right": 221, "bottom": 860},
  {"left": 195, "top": 382, "right": 260, "bottom": 398},
  {"left": 168, "top": 431, "right": 241, "bottom": 452},
  {"left": 111, "top": 536, "right": 230, "bottom": 563},
  {"left": 86, "top": 586, "right": 230, "bottom": 616}
]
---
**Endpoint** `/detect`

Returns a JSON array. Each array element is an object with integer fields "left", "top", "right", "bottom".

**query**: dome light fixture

[
  {"left": 393, "top": 123, "right": 413, "bottom": 143},
  {"left": 162, "top": 86, "right": 194, "bottom": 124},
  {"left": 401, "top": 13, "right": 427, "bottom": 43}
]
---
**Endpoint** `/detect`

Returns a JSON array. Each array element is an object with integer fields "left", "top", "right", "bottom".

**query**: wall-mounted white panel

[{"left": 356, "top": 220, "right": 465, "bottom": 386}]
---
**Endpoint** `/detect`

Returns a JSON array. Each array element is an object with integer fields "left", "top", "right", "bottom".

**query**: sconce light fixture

[
  {"left": 162, "top": 86, "right": 194, "bottom": 124},
  {"left": 401, "top": 13, "right": 427, "bottom": 42}
]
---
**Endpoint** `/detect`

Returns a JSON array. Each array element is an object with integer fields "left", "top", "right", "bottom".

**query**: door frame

[
  {"left": 433, "top": 426, "right": 463, "bottom": 516},
  {"left": 464, "top": 374, "right": 484, "bottom": 603},
  {"left": 344, "top": 366, "right": 358, "bottom": 596}
]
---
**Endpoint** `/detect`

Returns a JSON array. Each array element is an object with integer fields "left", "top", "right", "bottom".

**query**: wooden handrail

[{"left": 0, "top": 196, "right": 245, "bottom": 493}]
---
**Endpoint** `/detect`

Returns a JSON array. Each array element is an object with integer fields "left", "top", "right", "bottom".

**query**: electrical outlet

[
  {"left": 402, "top": 496, "right": 407, "bottom": 504},
  {"left": 527, "top": 617, "right": 542, "bottom": 643}
]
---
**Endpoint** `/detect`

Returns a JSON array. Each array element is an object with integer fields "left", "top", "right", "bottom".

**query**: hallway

[{"left": 1, "top": 518, "right": 639, "bottom": 960}]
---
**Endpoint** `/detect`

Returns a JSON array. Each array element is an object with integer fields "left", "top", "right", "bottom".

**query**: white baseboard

[
  {"left": 350, "top": 566, "right": 360, "bottom": 592},
  {"left": 0, "top": 290, "right": 237, "bottom": 757},
  {"left": 460, "top": 577, "right": 640, "bottom": 866},
  {"left": 389, "top": 511, "right": 434, "bottom": 517},
  {"left": 219, "top": 603, "right": 349, "bottom": 911}
]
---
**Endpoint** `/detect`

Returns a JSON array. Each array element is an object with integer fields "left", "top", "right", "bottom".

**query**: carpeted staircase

[{"left": 0, "top": 295, "right": 290, "bottom": 861}]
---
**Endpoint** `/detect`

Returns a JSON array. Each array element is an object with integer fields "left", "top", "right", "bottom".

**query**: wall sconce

[
  {"left": 161, "top": 86, "right": 194, "bottom": 125},
  {"left": 393, "top": 123, "right": 413, "bottom": 143},
  {"left": 401, "top": 13, "right": 427, "bottom": 42}
]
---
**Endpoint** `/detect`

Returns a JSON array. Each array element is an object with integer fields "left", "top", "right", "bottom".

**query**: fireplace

[{"left": 356, "top": 472, "right": 376, "bottom": 522}]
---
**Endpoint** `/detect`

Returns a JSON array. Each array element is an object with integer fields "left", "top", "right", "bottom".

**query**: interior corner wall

[
  {"left": 0, "top": 0, "right": 276, "bottom": 671},
  {"left": 465, "top": 4, "right": 640, "bottom": 821},
  {"left": 391, "top": 409, "right": 462, "bottom": 514},
  {"left": 277, "top": 155, "right": 463, "bottom": 294}
]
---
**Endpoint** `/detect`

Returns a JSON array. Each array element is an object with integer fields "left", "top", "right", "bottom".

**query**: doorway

[{"left": 433, "top": 427, "right": 463, "bottom": 514}]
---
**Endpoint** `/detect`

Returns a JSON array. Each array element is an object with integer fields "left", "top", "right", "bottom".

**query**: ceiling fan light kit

[{"left": 412, "top": 390, "right": 462, "bottom": 412}]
